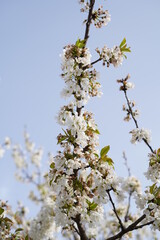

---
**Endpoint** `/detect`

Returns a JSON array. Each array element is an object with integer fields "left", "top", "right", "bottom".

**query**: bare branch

[
  {"left": 91, "top": 57, "right": 101, "bottom": 66},
  {"left": 84, "top": 0, "right": 95, "bottom": 44},
  {"left": 107, "top": 190, "right": 125, "bottom": 231},
  {"left": 122, "top": 151, "right": 131, "bottom": 177},
  {"left": 121, "top": 76, "right": 154, "bottom": 153},
  {"left": 106, "top": 214, "right": 147, "bottom": 240},
  {"left": 122, "top": 151, "right": 132, "bottom": 222},
  {"left": 77, "top": 0, "right": 96, "bottom": 117},
  {"left": 124, "top": 191, "right": 132, "bottom": 222},
  {"left": 134, "top": 220, "right": 154, "bottom": 230}
]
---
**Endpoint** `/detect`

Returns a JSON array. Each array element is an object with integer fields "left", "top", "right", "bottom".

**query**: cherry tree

[{"left": 0, "top": 1, "right": 159, "bottom": 239}]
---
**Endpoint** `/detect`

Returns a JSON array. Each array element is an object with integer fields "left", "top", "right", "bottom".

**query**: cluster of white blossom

[
  {"left": 0, "top": 200, "right": 30, "bottom": 239},
  {"left": 100, "top": 181, "right": 157, "bottom": 240},
  {"left": 100, "top": 205, "right": 144, "bottom": 239},
  {"left": 92, "top": 6, "right": 111, "bottom": 28},
  {"left": 144, "top": 150, "right": 160, "bottom": 182},
  {"left": 57, "top": 106, "right": 100, "bottom": 148},
  {"left": 79, "top": 1, "right": 111, "bottom": 29},
  {"left": 11, "top": 131, "right": 43, "bottom": 184},
  {"left": 125, "top": 81, "right": 135, "bottom": 90},
  {"left": 130, "top": 128, "right": 151, "bottom": 144},
  {"left": 60, "top": 44, "right": 102, "bottom": 107},
  {"left": 48, "top": 38, "right": 126, "bottom": 233},
  {"left": 29, "top": 197, "right": 57, "bottom": 240},
  {"left": 139, "top": 148, "right": 160, "bottom": 230},
  {"left": 121, "top": 176, "right": 141, "bottom": 194},
  {"left": 135, "top": 188, "right": 160, "bottom": 231},
  {"left": 96, "top": 45, "right": 124, "bottom": 67},
  {"left": 117, "top": 74, "right": 160, "bottom": 233},
  {"left": 79, "top": 0, "right": 89, "bottom": 12}
]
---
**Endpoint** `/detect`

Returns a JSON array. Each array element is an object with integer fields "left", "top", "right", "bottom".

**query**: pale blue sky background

[{"left": 0, "top": 0, "right": 160, "bottom": 218}]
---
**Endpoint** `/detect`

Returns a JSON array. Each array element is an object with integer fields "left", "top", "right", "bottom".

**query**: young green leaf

[
  {"left": 50, "top": 162, "right": 55, "bottom": 169},
  {"left": 75, "top": 38, "right": 86, "bottom": 48},
  {"left": 150, "top": 183, "right": 157, "bottom": 194},
  {"left": 94, "top": 153, "right": 99, "bottom": 158},
  {"left": 86, "top": 199, "right": 98, "bottom": 211},
  {"left": 57, "top": 135, "right": 67, "bottom": 144},
  {"left": 15, "top": 228, "right": 23, "bottom": 233},
  {"left": 94, "top": 129, "right": 100, "bottom": 134},
  {"left": 0, "top": 207, "right": 4, "bottom": 215},
  {"left": 119, "top": 38, "right": 126, "bottom": 48},
  {"left": 100, "top": 145, "right": 110, "bottom": 158},
  {"left": 121, "top": 47, "right": 131, "bottom": 53},
  {"left": 25, "top": 236, "right": 29, "bottom": 240}
]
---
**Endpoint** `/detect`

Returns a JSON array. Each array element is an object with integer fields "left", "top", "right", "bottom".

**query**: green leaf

[
  {"left": 62, "top": 128, "right": 67, "bottom": 135},
  {"left": 100, "top": 146, "right": 110, "bottom": 158},
  {"left": 49, "top": 178, "right": 53, "bottom": 186},
  {"left": 150, "top": 183, "right": 157, "bottom": 194},
  {"left": 94, "top": 129, "right": 100, "bottom": 134},
  {"left": 4, "top": 217, "right": 12, "bottom": 222},
  {"left": 102, "top": 156, "right": 114, "bottom": 164},
  {"left": 57, "top": 135, "right": 67, "bottom": 144},
  {"left": 90, "top": 202, "right": 98, "bottom": 211},
  {"left": 94, "top": 153, "right": 99, "bottom": 158},
  {"left": 157, "top": 148, "right": 160, "bottom": 156},
  {"left": 119, "top": 38, "right": 126, "bottom": 48},
  {"left": 65, "top": 153, "right": 74, "bottom": 160},
  {"left": 0, "top": 207, "right": 4, "bottom": 215},
  {"left": 15, "top": 228, "right": 23, "bottom": 233},
  {"left": 121, "top": 47, "right": 131, "bottom": 53},
  {"left": 73, "top": 179, "right": 83, "bottom": 192},
  {"left": 156, "top": 198, "right": 160, "bottom": 206},
  {"left": 50, "top": 162, "right": 55, "bottom": 169},
  {"left": 75, "top": 38, "right": 86, "bottom": 48},
  {"left": 123, "top": 54, "right": 127, "bottom": 59},
  {"left": 86, "top": 199, "right": 98, "bottom": 211},
  {"left": 25, "top": 235, "right": 29, "bottom": 240}
]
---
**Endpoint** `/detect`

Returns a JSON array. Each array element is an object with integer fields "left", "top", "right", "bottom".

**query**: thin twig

[
  {"left": 122, "top": 151, "right": 132, "bottom": 222},
  {"left": 124, "top": 89, "right": 138, "bottom": 128},
  {"left": 106, "top": 214, "right": 146, "bottom": 240},
  {"left": 77, "top": 0, "right": 96, "bottom": 117},
  {"left": 124, "top": 191, "right": 132, "bottom": 222},
  {"left": 122, "top": 151, "right": 131, "bottom": 177},
  {"left": 84, "top": 0, "right": 95, "bottom": 44},
  {"left": 83, "top": 57, "right": 102, "bottom": 71},
  {"left": 134, "top": 220, "right": 154, "bottom": 230},
  {"left": 91, "top": 57, "right": 101, "bottom": 65},
  {"left": 123, "top": 82, "right": 154, "bottom": 153},
  {"left": 107, "top": 190, "right": 125, "bottom": 231}
]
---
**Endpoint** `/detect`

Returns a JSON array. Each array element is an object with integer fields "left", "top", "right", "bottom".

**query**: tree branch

[
  {"left": 122, "top": 151, "right": 131, "bottom": 177},
  {"left": 122, "top": 152, "right": 132, "bottom": 222},
  {"left": 106, "top": 214, "right": 146, "bottom": 240},
  {"left": 124, "top": 191, "right": 132, "bottom": 222},
  {"left": 84, "top": 0, "right": 95, "bottom": 44},
  {"left": 122, "top": 78, "right": 154, "bottom": 153},
  {"left": 73, "top": 214, "right": 89, "bottom": 240},
  {"left": 107, "top": 190, "right": 124, "bottom": 231},
  {"left": 77, "top": 0, "right": 96, "bottom": 116},
  {"left": 134, "top": 220, "right": 154, "bottom": 230},
  {"left": 91, "top": 57, "right": 101, "bottom": 66}
]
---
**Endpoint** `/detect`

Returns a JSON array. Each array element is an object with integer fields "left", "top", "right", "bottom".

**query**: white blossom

[{"left": 130, "top": 128, "right": 151, "bottom": 144}]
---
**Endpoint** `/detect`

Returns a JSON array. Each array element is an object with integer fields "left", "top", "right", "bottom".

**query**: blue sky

[{"left": 0, "top": 0, "right": 160, "bottom": 217}]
